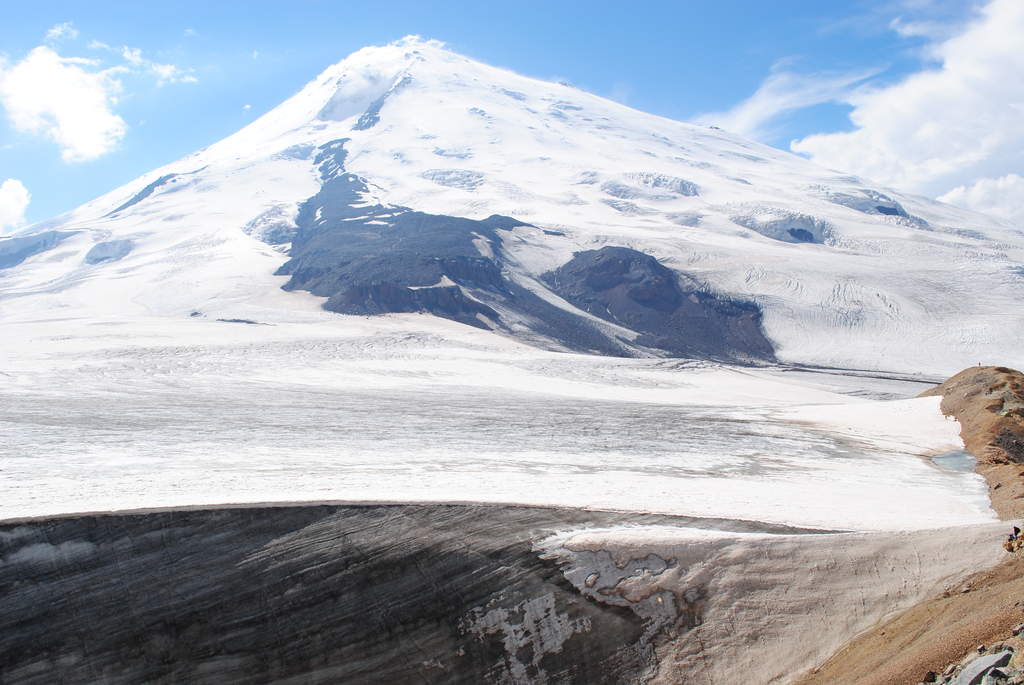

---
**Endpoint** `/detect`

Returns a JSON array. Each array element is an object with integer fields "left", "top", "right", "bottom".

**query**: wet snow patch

[
  {"left": 732, "top": 208, "right": 834, "bottom": 244},
  {"left": 932, "top": 449, "right": 976, "bottom": 474},
  {"left": 243, "top": 206, "right": 298, "bottom": 245},
  {"left": 421, "top": 169, "right": 484, "bottom": 190},
  {"left": 602, "top": 199, "right": 654, "bottom": 215},
  {"left": 0, "top": 231, "right": 77, "bottom": 269},
  {"left": 433, "top": 147, "right": 473, "bottom": 160},
  {"left": 84, "top": 240, "right": 133, "bottom": 265},
  {"left": 625, "top": 172, "right": 699, "bottom": 197}
]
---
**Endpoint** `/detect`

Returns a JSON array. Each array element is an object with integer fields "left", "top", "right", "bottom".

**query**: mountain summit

[{"left": 2, "top": 36, "right": 1022, "bottom": 372}]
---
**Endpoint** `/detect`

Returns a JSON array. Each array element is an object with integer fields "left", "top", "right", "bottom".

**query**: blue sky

[{"left": 2, "top": 0, "right": 1021, "bottom": 229}]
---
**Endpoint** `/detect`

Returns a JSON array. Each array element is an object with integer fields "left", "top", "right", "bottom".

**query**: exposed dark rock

[
  {"left": 0, "top": 231, "right": 76, "bottom": 270},
  {"left": 215, "top": 318, "right": 269, "bottom": 326},
  {"left": 277, "top": 140, "right": 775, "bottom": 361},
  {"left": 108, "top": 174, "right": 178, "bottom": 215},
  {"left": 328, "top": 282, "right": 498, "bottom": 329},
  {"left": 106, "top": 168, "right": 205, "bottom": 217},
  {"left": 542, "top": 247, "right": 775, "bottom": 361},
  {"left": 351, "top": 76, "right": 413, "bottom": 131},
  {"left": 995, "top": 429, "right": 1024, "bottom": 463},
  {"left": 277, "top": 140, "right": 623, "bottom": 350}
]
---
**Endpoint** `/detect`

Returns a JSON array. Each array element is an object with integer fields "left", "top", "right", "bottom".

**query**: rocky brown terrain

[{"left": 921, "top": 366, "right": 1024, "bottom": 519}]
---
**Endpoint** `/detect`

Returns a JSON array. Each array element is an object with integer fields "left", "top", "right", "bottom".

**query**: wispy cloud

[
  {"left": 693, "top": 62, "right": 880, "bottom": 142},
  {"left": 45, "top": 22, "right": 79, "bottom": 42},
  {"left": 118, "top": 46, "right": 197, "bottom": 85}
]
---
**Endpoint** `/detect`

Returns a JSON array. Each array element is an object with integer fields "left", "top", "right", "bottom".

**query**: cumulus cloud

[
  {"left": 694, "top": 62, "right": 880, "bottom": 141},
  {"left": 0, "top": 179, "right": 31, "bottom": 234},
  {"left": 939, "top": 174, "right": 1024, "bottom": 224},
  {"left": 790, "top": 0, "right": 1024, "bottom": 218},
  {"left": 0, "top": 46, "right": 127, "bottom": 162},
  {"left": 0, "top": 37, "right": 197, "bottom": 162}
]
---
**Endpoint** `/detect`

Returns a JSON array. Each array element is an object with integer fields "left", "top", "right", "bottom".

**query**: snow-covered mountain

[{"left": 2, "top": 36, "right": 1022, "bottom": 373}]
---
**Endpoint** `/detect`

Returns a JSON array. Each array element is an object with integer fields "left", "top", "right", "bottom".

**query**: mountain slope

[{"left": 1, "top": 36, "right": 1022, "bottom": 373}]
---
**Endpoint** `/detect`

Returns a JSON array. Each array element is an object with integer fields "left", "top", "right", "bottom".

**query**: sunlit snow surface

[
  {"left": 0, "top": 314, "right": 993, "bottom": 531},
  {"left": 4, "top": 38, "right": 1023, "bottom": 374}
]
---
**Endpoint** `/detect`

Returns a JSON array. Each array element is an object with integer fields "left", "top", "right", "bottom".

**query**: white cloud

[
  {"left": 694, "top": 62, "right": 880, "bottom": 141},
  {"left": 242, "top": 103, "right": 252, "bottom": 110},
  {"left": 939, "top": 174, "right": 1024, "bottom": 224},
  {"left": 121, "top": 46, "right": 144, "bottom": 66},
  {"left": 149, "top": 61, "right": 198, "bottom": 85},
  {"left": 0, "top": 36, "right": 200, "bottom": 162},
  {"left": 889, "top": 16, "right": 949, "bottom": 40},
  {"left": 183, "top": 28, "right": 198, "bottom": 38},
  {"left": 45, "top": 22, "right": 79, "bottom": 42},
  {"left": 0, "top": 46, "right": 127, "bottom": 162},
  {"left": 0, "top": 178, "right": 31, "bottom": 234},
  {"left": 120, "top": 46, "right": 197, "bottom": 85},
  {"left": 790, "top": 0, "right": 1024, "bottom": 210}
]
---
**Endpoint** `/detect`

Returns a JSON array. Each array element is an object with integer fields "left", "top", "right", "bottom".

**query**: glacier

[
  {"left": 3, "top": 35, "right": 1024, "bottom": 685},
  {"left": 0, "top": 35, "right": 1018, "bottom": 531}
]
